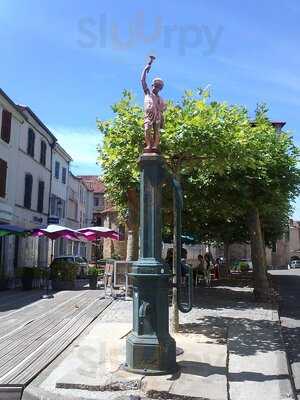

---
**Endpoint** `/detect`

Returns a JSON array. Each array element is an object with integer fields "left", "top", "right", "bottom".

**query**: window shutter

[
  {"left": 62, "top": 167, "right": 66, "bottom": 184},
  {"left": 1, "top": 110, "right": 12, "bottom": 144},
  {"left": 37, "top": 181, "right": 45, "bottom": 213},
  {"left": 40, "top": 141, "right": 46, "bottom": 166},
  {"left": 27, "top": 128, "right": 35, "bottom": 157},
  {"left": 27, "top": 129, "right": 31, "bottom": 154},
  {"left": 31, "top": 130, "right": 35, "bottom": 156},
  {"left": 55, "top": 161, "right": 60, "bottom": 179},
  {"left": 24, "top": 174, "right": 33, "bottom": 209},
  {"left": 0, "top": 159, "right": 7, "bottom": 198}
]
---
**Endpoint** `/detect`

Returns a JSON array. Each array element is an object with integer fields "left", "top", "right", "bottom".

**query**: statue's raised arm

[
  {"left": 141, "top": 64, "right": 150, "bottom": 94},
  {"left": 141, "top": 56, "right": 155, "bottom": 94}
]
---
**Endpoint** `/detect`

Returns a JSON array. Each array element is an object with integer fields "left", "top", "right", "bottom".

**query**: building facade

[
  {"left": 50, "top": 143, "right": 72, "bottom": 257},
  {"left": 78, "top": 175, "right": 127, "bottom": 260},
  {"left": 0, "top": 90, "right": 26, "bottom": 275},
  {"left": 0, "top": 88, "right": 95, "bottom": 281},
  {"left": 77, "top": 176, "right": 105, "bottom": 226},
  {"left": 13, "top": 106, "right": 56, "bottom": 269},
  {"left": 65, "top": 172, "right": 93, "bottom": 259}
]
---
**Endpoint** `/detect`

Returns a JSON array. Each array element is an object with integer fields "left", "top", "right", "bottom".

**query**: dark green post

[{"left": 125, "top": 152, "right": 177, "bottom": 374}]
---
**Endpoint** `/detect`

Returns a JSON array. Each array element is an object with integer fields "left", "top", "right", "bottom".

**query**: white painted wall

[
  {"left": 51, "top": 144, "right": 70, "bottom": 203},
  {"left": 0, "top": 95, "right": 25, "bottom": 275},
  {"left": 0, "top": 97, "right": 24, "bottom": 223},
  {"left": 65, "top": 173, "right": 93, "bottom": 259},
  {"left": 13, "top": 109, "right": 55, "bottom": 269},
  {"left": 66, "top": 172, "right": 79, "bottom": 228}
]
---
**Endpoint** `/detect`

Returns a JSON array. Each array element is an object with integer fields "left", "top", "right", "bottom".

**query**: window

[
  {"left": 50, "top": 194, "right": 65, "bottom": 218},
  {"left": 0, "top": 159, "right": 7, "bottom": 198},
  {"left": 37, "top": 181, "right": 45, "bottom": 213},
  {"left": 62, "top": 167, "right": 66, "bottom": 184},
  {"left": 40, "top": 141, "right": 47, "bottom": 166},
  {"left": 27, "top": 128, "right": 35, "bottom": 157},
  {"left": 24, "top": 173, "right": 33, "bottom": 209},
  {"left": 57, "top": 198, "right": 65, "bottom": 218},
  {"left": 94, "top": 196, "right": 99, "bottom": 207},
  {"left": 1, "top": 109, "right": 12, "bottom": 144},
  {"left": 54, "top": 161, "right": 60, "bottom": 179}
]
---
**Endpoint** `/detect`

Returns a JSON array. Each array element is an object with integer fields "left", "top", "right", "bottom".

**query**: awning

[{"left": 0, "top": 224, "right": 30, "bottom": 237}]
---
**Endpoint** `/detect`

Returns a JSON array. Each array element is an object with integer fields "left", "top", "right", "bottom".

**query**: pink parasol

[
  {"left": 76, "top": 226, "right": 122, "bottom": 241},
  {"left": 32, "top": 224, "right": 83, "bottom": 262},
  {"left": 32, "top": 224, "right": 81, "bottom": 240}
]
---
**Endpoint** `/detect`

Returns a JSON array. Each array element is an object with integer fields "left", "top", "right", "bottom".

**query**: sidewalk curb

[
  {"left": 225, "top": 326, "right": 231, "bottom": 400},
  {"left": 271, "top": 273, "right": 298, "bottom": 400},
  {"left": 277, "top": 305, "right": 298, "bottom": 400}
]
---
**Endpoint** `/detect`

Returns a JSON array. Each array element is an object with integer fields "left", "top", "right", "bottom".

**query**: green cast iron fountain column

[{"left": 125, "top": 152, "right": 177, "bottom": 374}]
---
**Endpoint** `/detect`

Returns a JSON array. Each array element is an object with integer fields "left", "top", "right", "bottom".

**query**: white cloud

[{"left": 50, "top": 126, "right": 103, "bottom": 175}]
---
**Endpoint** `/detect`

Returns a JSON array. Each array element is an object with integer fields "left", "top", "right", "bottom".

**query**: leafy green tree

[
  {"left": 98, "top": 89, "right": 249, "bottom": 257},
  {"left": 179, "top": 106, "right": 300, "bottom": 300},
  {"left": 98, "top": 90, "right": 300, "bottom": 303}
]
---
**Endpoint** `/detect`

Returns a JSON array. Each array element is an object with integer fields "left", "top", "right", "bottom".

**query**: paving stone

[
  {"left": 55, "top": 322, "right": 134, "bottom": 391},
  {"left": 169, "top": 338, "right": 227, "bottom": 400}
]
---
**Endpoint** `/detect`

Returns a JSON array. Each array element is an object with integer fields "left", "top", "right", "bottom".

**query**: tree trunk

[
  {"left": 247, "top": 207, "right": 269, "bottom": 302},
  {"left": 171, "top": 184, "right": 179, "bottom": 333},
  {"left": 224, "top": 241, "right": 230, "bottom": 277},
  {"left": 126, "top": 227, "right": 139, "bottom": 261},
  {"left": 126, "top": 188, "right": 139, "bottom": 261}
]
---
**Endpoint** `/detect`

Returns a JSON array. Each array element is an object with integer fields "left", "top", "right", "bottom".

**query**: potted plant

[
  {"left": 0, "top": 264, "right": 8, "bottom": 291},
  {"left": 50, "top": 260, "right": 77, "bottom": 291},
  {"left": 239, "top": 262, "right": 250, "bottom": 274},
  {"left": 88, "top": 267, "right": 98, "bottom": 289}
]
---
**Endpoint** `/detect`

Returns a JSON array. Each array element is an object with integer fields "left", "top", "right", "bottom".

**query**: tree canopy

[
  {"left": 98, "top": 89, "right": 300, "bottom": 245},
  {"left": 98, "top": 89, "right": 300, "bottom": 300}
]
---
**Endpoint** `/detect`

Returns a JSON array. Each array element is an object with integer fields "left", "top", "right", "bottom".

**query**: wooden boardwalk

[{"left": 0, "top": 289, "right": 112, "bottom": 397}]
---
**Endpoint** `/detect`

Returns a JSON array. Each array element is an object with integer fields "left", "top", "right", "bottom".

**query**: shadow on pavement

[
  {"left": 192, "top": 284, "right": 272, "bottom": 311},
  {"left": 180, "top": 316, "right": 282, "bottom": 356},
  {"left": 0, "top": 290, "right": 48, "bottom": 313},
  {"left": 171, "top": 361, "right": 289, "bottom": 382},
  {"left": 273, "top": 273, "right": 300, "bottom": 366},
  {"left": 179, "top": 284, "right": 282, "bottom": 357},
  {"left": 0, "top": 279, "right": 91, "bottom": 313}
]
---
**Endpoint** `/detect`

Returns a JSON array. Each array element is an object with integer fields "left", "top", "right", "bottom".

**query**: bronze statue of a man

[{"left": 141, "top": 56, "right": 166, "bottom": 151}]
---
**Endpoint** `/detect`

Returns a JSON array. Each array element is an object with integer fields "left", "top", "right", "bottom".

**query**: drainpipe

[{"left": 47, "top": 139, "right": 56, "bottom": 262}]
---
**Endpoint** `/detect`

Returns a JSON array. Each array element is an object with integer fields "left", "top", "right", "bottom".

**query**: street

[{"left": 270, "top": 269, "right": 300, "bottom": 398}]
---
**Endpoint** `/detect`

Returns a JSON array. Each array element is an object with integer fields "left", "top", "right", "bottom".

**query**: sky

[{"left": 1, "top": 0, "right": 300, "bottom": 217}]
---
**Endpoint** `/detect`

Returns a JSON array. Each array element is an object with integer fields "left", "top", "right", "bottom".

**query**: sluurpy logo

[{"left": 77, "top": 11, "right": 223, "bottom": 56}]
